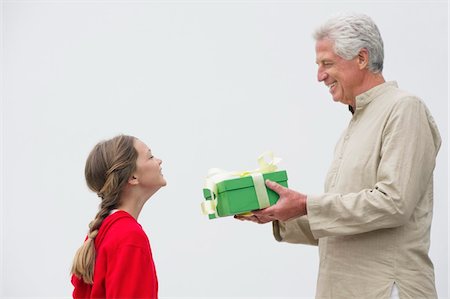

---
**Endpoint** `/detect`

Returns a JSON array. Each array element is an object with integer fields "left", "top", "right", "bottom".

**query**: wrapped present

[{"left": 201, "top": 152, "right": 288, "bottom": 219}]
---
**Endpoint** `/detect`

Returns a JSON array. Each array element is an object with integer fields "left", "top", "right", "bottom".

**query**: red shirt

[{"left": 72, "top": 211, "right": 158, "bottom": 298}]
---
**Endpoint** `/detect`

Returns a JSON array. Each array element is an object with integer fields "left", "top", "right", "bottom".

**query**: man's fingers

[
  {"left": 253, "top": 207, "right": 278, "bottom": 223},
  {"left": 252, "top": 206, "right": 274, "bottom": 217},
  {"left": 234, "top": 214, "right": 259, "bottom": 223},
  {"left": 265, "top": 179, "right": 287, "bottom": 194},
  {"left": 235, "top": 213, "right": 274, "bottom": 224}
]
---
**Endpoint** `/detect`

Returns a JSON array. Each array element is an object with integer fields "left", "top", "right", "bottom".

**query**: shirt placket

[{"left": 330, "top": 115, "right": 356, "bottom": 190}]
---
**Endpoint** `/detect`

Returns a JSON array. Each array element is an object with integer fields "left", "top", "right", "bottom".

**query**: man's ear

[
  {"left": 128, "top": 175, "right": 139, "bottom": 185},
  {"left": 357, "top": 48, "right": 369, "bottom": 70}
]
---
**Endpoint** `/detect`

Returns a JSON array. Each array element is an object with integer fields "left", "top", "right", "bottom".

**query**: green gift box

[{"left": 202, "top": 170, "right": 288, "bottom": 219}]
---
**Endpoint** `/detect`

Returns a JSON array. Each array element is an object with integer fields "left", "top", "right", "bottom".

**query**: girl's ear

[{"left": 128, "top": 175, "right": 139, "bottom": 185}]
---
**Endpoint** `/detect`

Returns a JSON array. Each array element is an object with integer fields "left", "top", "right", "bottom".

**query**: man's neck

[
  {"left": 358, "top": 73, "right": 385, "bottom": 95},
  {"left": 350, "top": 73, "right": 385, "bottom": 109}
]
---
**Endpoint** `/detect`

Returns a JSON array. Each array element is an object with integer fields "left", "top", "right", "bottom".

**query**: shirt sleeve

[
  {"left": 272, "top": 217, "right": 318, "bottom": 245},
  {"left": 106, "top": 242, "right": 158, "bottom": 298},
  {"left": 307, "top": 97, "right": 441, "bottom": 239},
  {"left": 71, "top": 274, "right": 92, "bottom": 299}
]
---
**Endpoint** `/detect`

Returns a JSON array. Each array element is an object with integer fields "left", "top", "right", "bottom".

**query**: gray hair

[{"left": 313, "top": 12, "right": 384, "bottom": 73}]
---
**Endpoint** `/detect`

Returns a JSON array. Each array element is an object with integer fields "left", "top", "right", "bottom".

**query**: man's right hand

[{"left": 234, "top": 179, "right": 307, "bottom": 224}]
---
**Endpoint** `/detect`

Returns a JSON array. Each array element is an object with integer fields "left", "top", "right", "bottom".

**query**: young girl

[{"left": 70, "top": 135, "right": 166, "bottom": 298}]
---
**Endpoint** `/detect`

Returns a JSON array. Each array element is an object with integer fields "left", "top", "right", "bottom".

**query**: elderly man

[{"left": 237, "top": 13, "right": 441, "bottom": 299}]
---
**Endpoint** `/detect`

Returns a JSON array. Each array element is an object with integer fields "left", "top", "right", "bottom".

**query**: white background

[{"left": 1, "top": 1, "right": 448, "bottom": 298}]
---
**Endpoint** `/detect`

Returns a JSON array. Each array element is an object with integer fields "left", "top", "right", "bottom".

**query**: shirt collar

[{"left": 352, "top": 81, "right": 398, "bottom": 113}]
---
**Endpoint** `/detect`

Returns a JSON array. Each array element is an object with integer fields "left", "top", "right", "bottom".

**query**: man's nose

[{"left": 317, "top": 69, "right": 327, "bottom": 82}]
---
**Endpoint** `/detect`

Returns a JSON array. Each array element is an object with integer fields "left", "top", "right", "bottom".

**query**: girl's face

[{"left": 132, "top": 139, "right": 166, "bottom": 192}]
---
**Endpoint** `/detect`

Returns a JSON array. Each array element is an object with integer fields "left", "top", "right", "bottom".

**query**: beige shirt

[{"left": 273, "top": 82, "right": 441, "bottom": 299}]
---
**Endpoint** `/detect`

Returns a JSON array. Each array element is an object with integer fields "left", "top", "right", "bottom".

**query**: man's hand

[{"left": 235, "top": 179, "right": 307, "bottom": 224}]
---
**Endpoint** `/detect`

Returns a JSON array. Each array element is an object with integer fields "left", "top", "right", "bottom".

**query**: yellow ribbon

[{"left": 201, "top": 151, "right": 281, "bottom": 217}]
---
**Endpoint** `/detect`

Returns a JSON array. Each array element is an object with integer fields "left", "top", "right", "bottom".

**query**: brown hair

[{"left": 70, "top": 135, "right": 138, "bottom": 284}]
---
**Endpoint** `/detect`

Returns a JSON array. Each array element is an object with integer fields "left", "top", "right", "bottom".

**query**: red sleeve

[
  {"left": 71, "top": 274, "right": 92, "bottom": 299},
  {"left": 106, "top": 243, "right": 158, "bottom": 298}
]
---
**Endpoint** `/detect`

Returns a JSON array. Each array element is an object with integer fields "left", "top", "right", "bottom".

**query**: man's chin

[
  {"left": 331, "top": 95, "right": 347, "bottom": 104},
  {"left": 332, "top": 97, "right": 341, "bottom": 103}
]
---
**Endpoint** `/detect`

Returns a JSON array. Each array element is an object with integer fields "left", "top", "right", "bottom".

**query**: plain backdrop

[{"left": 1, "top": 1, "right": 448, "bottom": 298}]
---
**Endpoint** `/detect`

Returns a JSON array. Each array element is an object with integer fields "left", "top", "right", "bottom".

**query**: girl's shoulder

[{"left": 97, "top": 211, "right": 149, "bottom": 249}]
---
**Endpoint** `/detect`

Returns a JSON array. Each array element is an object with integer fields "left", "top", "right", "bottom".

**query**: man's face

[{"left": 315, "top": 39, "right": 364, "bottom": 107}]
